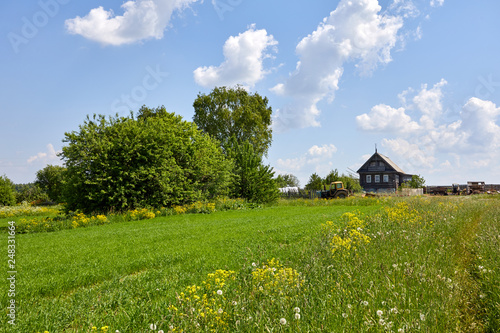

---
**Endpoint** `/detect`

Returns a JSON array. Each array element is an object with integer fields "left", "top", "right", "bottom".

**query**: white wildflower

[
  {"left": 295, "top": 313, "right": 301, "bottom": 320},
  {"left": 420, "top": 313, "right": 426, "bottom": 321},
  {"left": 377, "top": 310, "right": 383, "bottom": 317},
  {"left": 217, "top": 289, "right": 223, "bottom": 295},
  {"left": 280, "top": 318, "right": 287, "bottom": 325},
  {"left": 150, "top": 324, "right": 157, "bottom": 330},
  {"left": 294, "top": 307, "right": 300, "bottom": 313}
]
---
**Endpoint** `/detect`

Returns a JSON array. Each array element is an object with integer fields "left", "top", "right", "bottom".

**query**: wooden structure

[{"left": 357, "top": 150, "right": 414, "bottom": 193}]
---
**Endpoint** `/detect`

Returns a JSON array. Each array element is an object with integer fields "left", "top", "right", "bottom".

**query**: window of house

[
  {"left": 383, "top": 175, "right": 389, "bottom": 182},
  {"left": 375, "top": 175, "right": 380, "bottom": 183},
  {"left": 366, "top": 175, "right": 371, "bottom": 183}
]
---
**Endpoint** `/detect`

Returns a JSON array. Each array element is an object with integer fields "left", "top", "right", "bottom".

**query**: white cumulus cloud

[
  {"left": 193, "top": 25, "right": 278, "bottom": 88},
  {"left": 356, "top": 104, "right": 420, "bottom": 134},
  {"left": 27, "top": 144, "right": 62, "bottom": 164},
  {"left": 272, "top": 0, "right": 404, "bottom": 132},
  {"left": 65, "top": 0, "right": 199, "bottom": 46},
  {"left": 276, "top": 143, "right": 338, "bottom": 177},
  {"left": 362, "top": 79, "right": 500, "bottom": 177},
  {"left": 430, "top": 0, "right": 444, "bottom": 8}
]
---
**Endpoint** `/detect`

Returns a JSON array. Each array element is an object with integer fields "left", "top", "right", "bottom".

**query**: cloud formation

[
  {"left": 276, "top": 144, "right": 338, "bottom": 179},
  {"left": 193, "top": 25, "right": 278, "bottom": 88},
  {"left": 430, "top": 0, "right": 444, "bottom": 7},
  {"left": 65, "top": 0, "right": 199, "bottom": 46},
  {"left": 357, "top": 79, "right": 500, "bottom": 177},
  {"left": 27, "top": 144, "right": 62, "bottom": 164},
  {"left": 273, "top": 0, "right": 404, "bottom": 131}
]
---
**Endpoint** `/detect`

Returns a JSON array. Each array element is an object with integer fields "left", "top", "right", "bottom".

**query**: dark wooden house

[{"left": 357, "top": 150, "right": 414, "bottom": 193}]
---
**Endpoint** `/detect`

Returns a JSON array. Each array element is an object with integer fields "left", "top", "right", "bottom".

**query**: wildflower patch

[{"left": 322, "top": 212, "right": 371, "bottom": 257}]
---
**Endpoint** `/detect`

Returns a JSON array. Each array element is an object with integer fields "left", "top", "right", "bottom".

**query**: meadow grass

[
  {"left": 1, "top": 203, "right": 379, "bottom": 332},
  {"left": 1, "top": 195, "right": 499, "bottom": 332}
]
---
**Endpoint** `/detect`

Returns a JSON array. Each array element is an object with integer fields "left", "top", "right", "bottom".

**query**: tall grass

[{"left": 1, "top": 195, "right": 499, "bottom": 332}]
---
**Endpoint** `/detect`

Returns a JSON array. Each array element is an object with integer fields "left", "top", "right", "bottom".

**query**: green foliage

[
  {"left": 229, "top": 140, "right": 279, "bottom": 204},
  {"left": 324, "top": 169, "right": 340, "bottom": 184},
  {"left": 305, "top": 173, "right": 323, "bottom": 191},
  {"left": 15, "top": 183, "right": 50, "bottom": 204},
  {"left": 275, "top": 173, "right": 300, "bottom": 188},
  {"left": 193, "top": 86, "right": 273, "bottom": 157},
  {"left": 339, "top": 175, "right": 363, "bottom": 193},
  {"left": 305, "top": 170, "right": 362, "bottom": 193},
  {"left": 0, "top": 174, "right": 16, "bottom": 206},
  {"left": 407, "top": 174, "right": 426, "bottom": 188},
  {"left": 35, "top": 165, "right": 66, "bottom": 202},
  {"left": 60, "top": 107, "right": 232, "bottom": 213}
]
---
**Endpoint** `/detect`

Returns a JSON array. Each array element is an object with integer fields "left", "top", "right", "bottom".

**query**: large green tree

[
  {"left": 60, "top": 107, "right": 232, "bottom": 213},
  {"left": 406, "top": 174, "right": 426, "bottom": 188},
  {"left": 305, "top": 173, "right": 323, "bottom": 191},
  {"left": 35, "top": 165, "right": 66, "bottom": 202},
  {"left": 229, "top": 140, "right": 279, "bottom": 204},
  {"left": 0, "top": 175, "right": 16, "bottom": 206},
  {"left": 275, "top": 173, "right": 300, "bottom": 188},
  {"left": 193, "top": 86, "right": 273, "bottom": 157}
]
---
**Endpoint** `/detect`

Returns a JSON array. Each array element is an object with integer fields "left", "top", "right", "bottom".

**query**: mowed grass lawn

[
  {"left": 2, "top": 204, "right": 379, "bottom": 332},
  {"left": 2, "top": 196, "right": 500, "bottom": 332}
]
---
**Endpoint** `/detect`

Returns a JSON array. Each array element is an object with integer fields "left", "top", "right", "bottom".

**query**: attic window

[{"left": 370, "top": 162, "right": 377, "bottom": 166}]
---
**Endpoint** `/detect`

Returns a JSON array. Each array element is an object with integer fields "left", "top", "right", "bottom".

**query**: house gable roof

[{"left": 357, "top": 151, "right": 406, "bottom": 174}]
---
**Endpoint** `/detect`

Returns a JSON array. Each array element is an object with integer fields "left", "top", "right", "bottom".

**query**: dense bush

[
  {"left": 229, "top": 140, "right": 279, "bottom": 204},
  {"left": 35, "top": 165, "right": 66, "bottom": 202},
  {"left": 0, "top": 174, "right": 16, "bottom": 206},
  {"left": 15, "top": 183, "right": 50, "bottom": 204},
  {"left": 60, "top": 107, "right": 232, "bottom": 213}
]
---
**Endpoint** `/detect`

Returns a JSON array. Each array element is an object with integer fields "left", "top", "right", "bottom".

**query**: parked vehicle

[{"left": 320, "top": 181, "right": 350, "bottom": 199}]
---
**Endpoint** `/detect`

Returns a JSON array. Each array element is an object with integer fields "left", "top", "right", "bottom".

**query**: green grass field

[{"left": 1, "top": 196, "right": 499, "bottom": 332}]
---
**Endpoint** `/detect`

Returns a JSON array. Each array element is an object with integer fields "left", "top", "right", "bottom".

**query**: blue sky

[{"left": 1, "top": 0, "right": 499, "bottom": 187}]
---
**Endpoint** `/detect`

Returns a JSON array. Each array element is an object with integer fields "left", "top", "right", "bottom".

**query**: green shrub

[
  {"left": 0, "top": 174, "right": 16, "bottom": 206},
  {"left": 60, "top": 107, "right": 232, "bottom": 213}
]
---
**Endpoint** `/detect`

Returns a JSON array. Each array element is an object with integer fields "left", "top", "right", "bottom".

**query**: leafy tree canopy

[
  {"left": 305, "top": 173, "right": 323, "bottom": 191},
  {"left": 228, "top": 139, "right": 279, "bottom": 204},
  {"left": 193, "top": 86, "right": 273, "bottom": 157},
  {"left": 15, "top": 183, "right": 50, "bottom": 204},
  {"left": 35, "top": 165, "right": 66, "bottom": 203},
  {"left": 60, "top": 107, "right": 232, "bottom": 213},
  {"left": 275, "top": 173, "right": 300, "bottom": 188},
  {"left": 0, "top": 175, "right": 16, "bottom": 206},
  {"left": 305, "top": 169, "right": 362, "bottom": 193},
  {"left": 406, "top": 174, "right": 426, "bottom": 188}
]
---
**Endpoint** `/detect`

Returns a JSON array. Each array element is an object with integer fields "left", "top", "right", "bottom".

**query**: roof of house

[{"left": 357, "top": 151, "right": 406, "bottom": 174}]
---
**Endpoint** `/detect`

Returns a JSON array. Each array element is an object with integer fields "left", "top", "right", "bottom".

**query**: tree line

[
  {"left": 0, "top": 86, "right": 368, "bottom": 211},
  {"left": 1, "top": 87, "right": 281, "bottom": 212}
]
